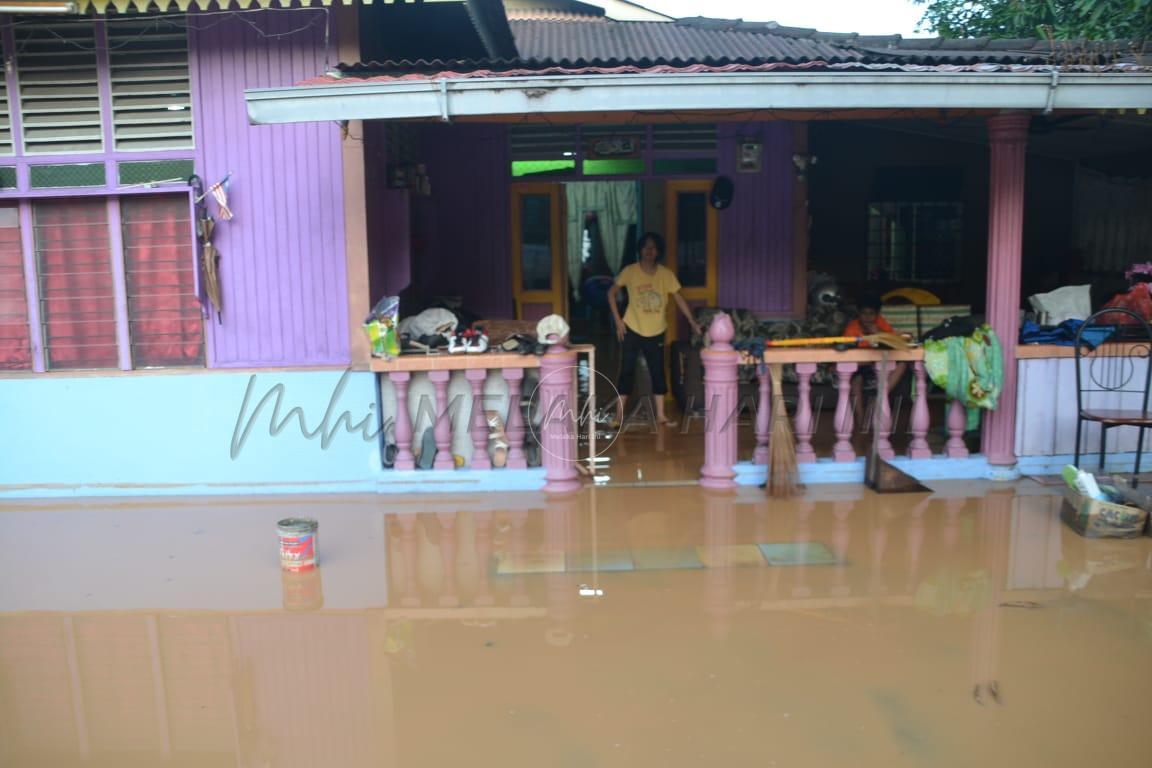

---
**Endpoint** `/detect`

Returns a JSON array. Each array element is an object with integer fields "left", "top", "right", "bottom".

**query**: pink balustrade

[
  {"left": 699, "top": 313, "right": 950, "bottom": 483},
  {"left": 373, "top": 343, "right": 590, "bottom": 493}
]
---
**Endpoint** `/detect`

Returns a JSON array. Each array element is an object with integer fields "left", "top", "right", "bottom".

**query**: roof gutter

[{"left": 245, "top": 70, "right": 1152, "bottom": 125}]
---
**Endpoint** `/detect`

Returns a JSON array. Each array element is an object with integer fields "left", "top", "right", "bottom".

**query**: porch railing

[
  {"left": 371, "top": 344, "right": 587, "bottom": 493},
  {"left": 700, "top": 313, "right": 969, "bottom": 488}
]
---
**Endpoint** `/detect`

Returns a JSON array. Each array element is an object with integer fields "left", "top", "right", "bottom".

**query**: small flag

[{"left": 209, "top": 174, "right": 233, "bottom": 221}]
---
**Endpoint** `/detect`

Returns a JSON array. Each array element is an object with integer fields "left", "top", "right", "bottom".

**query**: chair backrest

[{"left": 1074, "top": 307, "right": 1152, "bottom": 414}]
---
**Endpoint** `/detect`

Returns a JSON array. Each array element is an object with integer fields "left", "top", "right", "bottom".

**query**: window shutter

[
  {"left": 107, "top": 17, "right": 193, "bottom": 151},
  {"left": 15, "top": 21, "right": 104, "bottom": 154},
  {"left": 510, "top": 125, "right": 578, "bottom": 159},
  {"left": 0, "top": 35, "right": 11, "bottom": 157},
  {"left": 651, "top": 124, "right": 717, "bottom": 153},
  {"left": 34, "top": 199, "right": 119, "bottom": 370},
  {"left": 0, "top": 205, "right": 30, "bottom": 370},
  {"left": 121, "top": 194, "right": 203, "bottom": 367}
]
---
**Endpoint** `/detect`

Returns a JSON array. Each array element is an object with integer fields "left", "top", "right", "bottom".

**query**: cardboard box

[
  {"left": 1094, "top": 477, "right": 1152, "bottom": 537},
  {"left": 1061, "top": 487, "right": 1148, "bottom": 539}
]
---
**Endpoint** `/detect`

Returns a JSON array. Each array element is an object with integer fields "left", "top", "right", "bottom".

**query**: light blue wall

[
  {"left": 0, "top": 370, "right": 382, "bottom": 497},
  {"left": 0, "top": 369, "right": 549, "bottom": 497}
]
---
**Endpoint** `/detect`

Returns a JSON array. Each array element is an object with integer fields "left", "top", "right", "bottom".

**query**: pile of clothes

[{"left": 921, "top": 317, "right": 1004, "bottom": 431}]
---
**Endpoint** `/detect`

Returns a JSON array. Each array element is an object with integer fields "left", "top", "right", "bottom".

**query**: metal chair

[{"left": 1073, "top": 307, "right": 1152, "bottom": 485}]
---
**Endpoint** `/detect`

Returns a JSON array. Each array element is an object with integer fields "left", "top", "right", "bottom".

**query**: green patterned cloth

[{"left": 923, "top": 324, "right": 1004, "bottom": 411}]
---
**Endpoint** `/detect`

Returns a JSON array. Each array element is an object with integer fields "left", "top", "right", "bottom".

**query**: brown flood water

[{"left": 1, "top": 483, "right": 1150, "bottom": 767}]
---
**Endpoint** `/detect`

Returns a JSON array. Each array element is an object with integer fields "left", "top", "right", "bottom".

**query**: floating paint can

[
  {"left": 277, "top": 517, "right": 318, "bottom": 571},
  {"left": 282, "top": 567, "right": 324, "bottom": 611}
]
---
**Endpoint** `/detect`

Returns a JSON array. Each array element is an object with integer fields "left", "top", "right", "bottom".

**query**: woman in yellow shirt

[{"left": 608, "top": 232, "right": 702, "bottom": 427}]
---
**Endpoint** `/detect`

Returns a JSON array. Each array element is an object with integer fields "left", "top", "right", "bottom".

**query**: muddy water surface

[{"left": 1, "top": 484, "right": 1150, "bottom": 767}]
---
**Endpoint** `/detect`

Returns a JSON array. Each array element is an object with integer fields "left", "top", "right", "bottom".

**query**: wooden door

[
  {"left": 663, "top": 180, "right": 718, "bottom": 343},
  {"left": 511, "top": 183, "right": 566, "bottom": 321}
]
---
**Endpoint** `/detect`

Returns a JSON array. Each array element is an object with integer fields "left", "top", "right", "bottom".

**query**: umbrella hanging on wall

[{"left": 189, "top": 175, "right": 222, "bottom": 324}]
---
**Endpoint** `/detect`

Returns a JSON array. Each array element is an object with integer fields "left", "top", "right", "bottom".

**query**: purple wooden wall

[
  {"left": 191, "top": 10, "right": 349, "bottom": 367},
  {"left": 717, "top": 122, "right": 795, "bottom": 315},
  {"left": 407, "top": 121, "right": 793, "bottom": 319},
  {"left": 416, "top": 124, "right": 512, "bottom": 319}
]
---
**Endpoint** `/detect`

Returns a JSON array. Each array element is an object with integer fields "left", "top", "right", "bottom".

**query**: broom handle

[{"left": 765, "top": 336, "right": 866, "bottom": 347}]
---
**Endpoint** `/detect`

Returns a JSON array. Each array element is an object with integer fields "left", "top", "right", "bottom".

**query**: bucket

[{"left": 277, "top": 517, "right": 318, "bottom": 571}]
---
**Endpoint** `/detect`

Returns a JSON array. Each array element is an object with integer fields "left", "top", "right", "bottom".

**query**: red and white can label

[{"left": 279, "top": 533, "right": 316, "bottom": 571}]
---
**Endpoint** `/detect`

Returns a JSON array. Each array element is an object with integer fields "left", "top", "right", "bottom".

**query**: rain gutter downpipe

[
  {"left": 1044, "top": 68, "right": 1060, "bottom": 114},
  {"left": 438, "top": 78, "right": 450, "bottom": 122}
]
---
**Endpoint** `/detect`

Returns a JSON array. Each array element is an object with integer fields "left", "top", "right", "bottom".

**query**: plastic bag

[
  {"left": 1027, "top": 284, "right": 1092, "bottom": 325},
  {"left": 364, "top": 295, "right": 401, "bottom": 359}
]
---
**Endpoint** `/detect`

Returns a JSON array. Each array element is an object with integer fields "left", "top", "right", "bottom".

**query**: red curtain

[
  {"left": 35, "top": 199, "right": 119, "bottom": 370},
  {"left": 0, "top": 205, "right": 31, "bottom": 370},
  {"left": 121, "top": 194, "right": 203, "bottom": 367}
]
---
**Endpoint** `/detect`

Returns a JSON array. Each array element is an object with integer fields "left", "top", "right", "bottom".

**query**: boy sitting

[{"left": 846, "top": 295, "right": 908, "bottom": 418}]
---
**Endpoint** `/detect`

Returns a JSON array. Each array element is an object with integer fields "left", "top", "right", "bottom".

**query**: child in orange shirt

[{"left": 847, "top": 295, "right": 907, "bottom": 418}]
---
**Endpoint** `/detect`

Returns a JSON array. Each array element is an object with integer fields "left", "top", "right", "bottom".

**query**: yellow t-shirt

[{"left": 615, "top": 263, "right": 682, "bottom": 337}]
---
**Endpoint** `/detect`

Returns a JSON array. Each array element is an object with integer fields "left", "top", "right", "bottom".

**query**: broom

[{"left": 767, "top": 363, "right": 799, "bottom": 498}]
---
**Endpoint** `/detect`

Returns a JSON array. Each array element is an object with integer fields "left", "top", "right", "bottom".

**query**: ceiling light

[{"left": 166, "top": 105, "right": 187, "bottom": 111}]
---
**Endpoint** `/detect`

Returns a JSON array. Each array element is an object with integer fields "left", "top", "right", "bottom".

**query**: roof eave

[{"left": 245, "top": 70, "right": 1152, "bottom": 125}]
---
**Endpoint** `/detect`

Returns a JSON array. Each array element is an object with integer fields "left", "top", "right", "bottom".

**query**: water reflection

[{"left": 1, "top": 485, "right": 1150, "bottom": 767}]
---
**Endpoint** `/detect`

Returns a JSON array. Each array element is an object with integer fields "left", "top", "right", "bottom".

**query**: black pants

[{"left": 617, "top": 328, "right": 667, "bottom": 396}]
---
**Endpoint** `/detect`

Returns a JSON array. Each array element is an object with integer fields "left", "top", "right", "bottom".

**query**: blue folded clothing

[{"left": 1019, "top": 319, "right": 1115, "bottom": 349}]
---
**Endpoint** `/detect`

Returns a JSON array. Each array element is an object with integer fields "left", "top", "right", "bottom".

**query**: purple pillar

[
  {"left": 502, "top": 368, "right": 529, "bottom": 469},
  {"left": 700, "top": 313, "right": 739, "bottom": 489},
  {"left": 465, "top": 369, "right": 492, "bottom": 470},
  {"left": 753, "top": 365, "right": 770, "bottom": 465},
  {"left": 908, "top": 361, "right": 932, "bottom": 459},
  {"left": 388, "top": 372, "right": 416, "bottom": 470},
  {"left": 981, "top": 114, "right": 1029, "bottom": 468},
  {"left": 539, "top": 343, "right": 581, "bottom": 494},
  {"left": 794, "top": 362, "right": 817, "bottom": 463},
  {"left": 833, "top": 361, "right": 857, "bottom": 462},
  {"left": 428, "top": 370, "right": 455, "bottom": 470}
]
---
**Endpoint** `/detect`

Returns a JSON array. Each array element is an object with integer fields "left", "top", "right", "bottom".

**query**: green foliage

[{"left": 914, "top": 0, "right": 1152, "bottom": 41}]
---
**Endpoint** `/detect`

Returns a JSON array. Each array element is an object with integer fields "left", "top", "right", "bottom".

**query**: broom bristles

[{"left": 767, "top": 363, "right": 800, "bottom": 498}]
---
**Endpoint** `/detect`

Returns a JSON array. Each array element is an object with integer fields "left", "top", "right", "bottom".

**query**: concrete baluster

[
  {"left": 833, "top": 361, "right": 858, "bottom": 462},
  {"left": 794, "top": 362, "right": 817, "bottom": 463},
  {"left": 428, "top": 370, "right": 455, "bottom": 470},
  {"left": 753, "top": 364, "right": 771, "bottom": 465},
  {"left": 874, "top": 359, "right": 895, "bottom": 460},
  {"left": 388, "top": 372, "right": 416, "bottom": 470},
  {"left": 539, "top": 343, "right": 581, "bottom": 493},
  {"left": 700, "top": 313, "right": 739, "bottom": 488},
  {"left": 908, "top": 361, "right": 932, "bottom": 459},
  {"left": 502, "top": 368, "right": 528, "bottom": 469},
  {"left": 464, "top": 369, "right": 492, "bottom": 469},
  {"left": 946, "top": 398, "right": 970, "bottom": 458}
]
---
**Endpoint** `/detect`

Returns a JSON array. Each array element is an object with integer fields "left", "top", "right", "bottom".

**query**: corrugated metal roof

[
  {"left": 312, "top": 59, "right": 1148, "bottom": 87},
  {"left": 509, "top": 18, "right": 863, "bottom": 64},
  {"left": 328, "top": 15, "right": 1152, "bottom": 80},
  {"left": 684, "top": 17, "right": 1150, "bottom": 65}
]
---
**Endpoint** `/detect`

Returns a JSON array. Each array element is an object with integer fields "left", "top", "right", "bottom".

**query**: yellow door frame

[
  {"left": 510, "top": 182, "right": 567, "bottom": 320},
  {"left": 663, "top": 179, "right": 719, "bottom": 345}
]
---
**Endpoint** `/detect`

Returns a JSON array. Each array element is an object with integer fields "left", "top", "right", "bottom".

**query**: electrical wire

[{"left": 6, "top": 5, "right": 329, "bottom": 55}]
